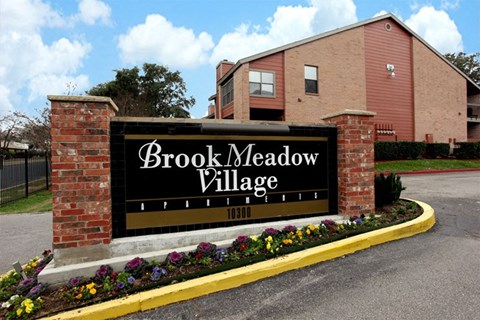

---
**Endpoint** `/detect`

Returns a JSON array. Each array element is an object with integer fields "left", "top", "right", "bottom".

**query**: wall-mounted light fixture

[{"left": 386, "top": 64, "right": 395, "bottom": 79}]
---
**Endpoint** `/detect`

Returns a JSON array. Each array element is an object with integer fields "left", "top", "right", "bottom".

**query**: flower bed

[{"left": 0, "top": 200, "right": 422, "bottom": 319}]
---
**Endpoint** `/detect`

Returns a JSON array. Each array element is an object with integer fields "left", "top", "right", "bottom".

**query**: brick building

[{"left": 209, "top": 13, "right": 480, "bottom": 143}]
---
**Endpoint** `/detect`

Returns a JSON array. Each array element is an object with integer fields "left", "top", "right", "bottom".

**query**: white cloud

[
  {"left": 28, "top": 74, "right": 89, "bottom": 102},
  {"left": 0, "top": 0, "right": 94, "bottom": 116},
  {"left": 76, "top": 0, "right": 112, "bottom": 26},
  {"left": 267, "top": 6, "right": 317, "bottom": 43},
  {"left": 373, "top": 10, "right": 389, "bottom": 18},
  {"left": 117, "top": 14, "right": 214, "bottom": 68},
  {"left": 0, "top": 85, "right": 14, "bottom": 115},
  {"left": 441, "top": 0, "right": 460, "bottom": 10},
  {"left": 309, "top": 0, "right": 357, "bottom": 34},
  {"left": 210, "top": 0, "right": 357, "bottom": 65},
  {"left": 209, "top": 24, "right": 281, "bottom": 65},
  {"left": 410, "top": 0, "right": 420, "bottom": 11},
  {"left": 406, "top": 6, "right": 463, "bottom": 53},
  {"left": 0, "top": 0, "right": 64, "bottom": 34},
  {"left": 210, "top": 5, "right": 317, "bottom": 64}
]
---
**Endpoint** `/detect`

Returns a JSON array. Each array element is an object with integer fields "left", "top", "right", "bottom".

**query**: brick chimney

[{"left": 216, "top": 59, "right": 235, "bottom": 82}]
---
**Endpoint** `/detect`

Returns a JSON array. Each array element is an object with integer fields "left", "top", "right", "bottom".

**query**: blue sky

[{"left": 1, "top": 0, "right": 479, "bottom": 119}]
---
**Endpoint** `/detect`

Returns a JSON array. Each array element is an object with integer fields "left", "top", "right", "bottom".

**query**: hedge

[
  {"left": 454, "top": 142, "right": 480, "bottom": 159},
  {"left": 375, "top": 141, "right": 426, "bottom": 161},
  {"left": 425, "top": 143, "right": 450, "bottom": 158}
]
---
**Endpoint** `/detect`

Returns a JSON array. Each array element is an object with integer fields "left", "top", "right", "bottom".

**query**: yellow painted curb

[{"left": 41, "top": 199, "right": 435, "bottom": 320}]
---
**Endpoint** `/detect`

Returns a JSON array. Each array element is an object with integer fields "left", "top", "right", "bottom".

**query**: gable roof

[{"left": 218, "top": 13, "right": 480, "bottom": 92}]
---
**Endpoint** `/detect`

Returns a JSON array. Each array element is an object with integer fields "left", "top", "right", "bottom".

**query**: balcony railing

[{"left": 375, "top": 123, "right": 397, "bottom": 141}]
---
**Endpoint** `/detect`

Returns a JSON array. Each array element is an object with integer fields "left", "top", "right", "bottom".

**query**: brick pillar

[
  {"left": 323, "top": 110, "right": 376, "bottom": 216},
  {"left": 48, "top": 95, "right": 118, "bottom": 265}
]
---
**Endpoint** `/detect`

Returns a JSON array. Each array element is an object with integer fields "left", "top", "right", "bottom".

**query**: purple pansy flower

[{"left": 151, "top": 266, "right": 168, "bottom": 281}]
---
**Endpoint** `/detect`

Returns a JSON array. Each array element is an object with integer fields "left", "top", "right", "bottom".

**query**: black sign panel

[
  {"left": 125, "top": 134, "right": 330, "bottom": 230},
  {"left": 110, "top": 121, "right": 337, "bottom": 237}
]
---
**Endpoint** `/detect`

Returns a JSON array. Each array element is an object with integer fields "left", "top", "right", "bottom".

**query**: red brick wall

[
  {"left": 49, "top": 95, "right": 118, "bottom": 250},
  {"left": 412, "top": 37, "right": 467, "bottom": 142},
  {"left": 323, "top": 110, "right": 375, "bottom": 216},
  {"left": 284, "top": 27, "right": 367, "bottom": 122}
]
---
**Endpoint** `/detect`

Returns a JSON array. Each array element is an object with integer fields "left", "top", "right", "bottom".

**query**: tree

[
  {"left": 0, "top": 112, "right": 26, "bottom": 149},
  {"left": 0, "top": 108, "right": 51, "bottom": 154},
  {"left": 18, "top": 105, "right": 51, "bottom": 153},
  {"left": 444, "top": 52, "right": 480, "bottom": 84},
  {"left": 87, "top": 63, "right": 195, "bottom": 117}
]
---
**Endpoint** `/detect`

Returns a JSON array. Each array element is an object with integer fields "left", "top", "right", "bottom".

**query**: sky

[{"left": 1, "top": 0, "right": 479, "bottom": 119}]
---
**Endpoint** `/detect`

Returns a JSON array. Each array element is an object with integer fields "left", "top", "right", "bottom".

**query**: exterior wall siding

[
  {"left": 249, "top": 52, "right": 285, "bottom": 110},
  {"left": 234, "top": 64, "right": 250, "bottom": 120},
  {"left": 283, "top": 27, "right": 367, "bottom": 122},
  {"left": 364, "top": 19, "right": 414, "bottom": 141},
  {"left": 412, "top": 38, "right": 467, "bottom": 142},
  {"left": 214, "top": 15, "right": 472, "bottom": 143}
]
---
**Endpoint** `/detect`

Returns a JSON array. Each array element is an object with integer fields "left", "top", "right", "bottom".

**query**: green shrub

[
  {"left": 375, "top": 173, "right": 406, "bottom": 207},
  {"left": 375, "top": 142, "right": 397, "bottom": 160},
  {"left": 455, "top": 142, "right": 480, "bottom": 159},
  {"left": 375, "top": 142, "right": 426, "bottom": 161},
  {"left": 425, "top": 143, "right": 450, "bottom": 158}
]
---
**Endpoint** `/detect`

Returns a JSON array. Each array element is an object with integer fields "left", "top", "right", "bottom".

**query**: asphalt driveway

[
  {"left": 0, "top": 211, "right": 52, "bottom": 274},
  {"left": 0, "top": 172, "right": 479, "bottom": 319},
  {"left": 119, "top": 171, "right": 480, "bottom": 320}
]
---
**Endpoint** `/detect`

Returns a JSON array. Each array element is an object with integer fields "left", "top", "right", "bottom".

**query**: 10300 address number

[{"left": 227, "top": 207, "right": 252, "bottom": 220}]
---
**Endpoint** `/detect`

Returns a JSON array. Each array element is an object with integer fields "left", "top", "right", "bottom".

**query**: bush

[
  {"left": 375, "top": 142, "right": 397, "bottom": 160},
  {"left": 455, "top": 142, "right": 480, "bottom": 159},
  {"left": 375, "top": 173, "right": 405, "bottom": 207},
  {"left": 375, "top": 142, "right": 426, "bottom": 161},
  {"left": 425, "top": 143, "right": 450, "bottom": 158}
]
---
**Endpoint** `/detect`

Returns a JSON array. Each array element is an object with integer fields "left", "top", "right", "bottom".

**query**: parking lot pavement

[
  {"left": 0, "top": 212, "right": 52, "bottom": 274},
  {"left": 2, "top": 172, "right": 479, "bottom": 320},
  {"left": 118, "top": 172, "right": 480, "bottom": 320}
]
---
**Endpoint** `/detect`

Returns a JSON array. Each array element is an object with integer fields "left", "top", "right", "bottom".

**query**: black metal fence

[{"left": 0, "top": 149, "right": 50, "bottom": 206}]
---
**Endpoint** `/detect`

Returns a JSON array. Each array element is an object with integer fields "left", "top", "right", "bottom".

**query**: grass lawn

[
  {"left": 0, "top": 190, "right": 52, "bottom": 214},
  {"left": 375, "top": 159, "right": 480, "bottom": 173}
]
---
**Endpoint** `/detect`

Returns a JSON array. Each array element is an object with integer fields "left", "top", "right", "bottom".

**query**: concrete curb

[{"left": 40, "top": 199, "right": 435, "bottom": 320}]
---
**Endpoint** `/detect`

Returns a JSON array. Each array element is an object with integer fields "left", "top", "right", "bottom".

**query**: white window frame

[{"left": 305, "top": 65, "right": 318, "bottom": 94}]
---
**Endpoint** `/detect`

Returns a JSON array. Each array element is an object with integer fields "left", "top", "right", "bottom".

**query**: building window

[
  {"left": 249, "top": 71, "right": 274, "bottom": 96},
  {"left": 222, "top": 79, "right": 234, "bottom": 106},
  {"left": 305, "top": 65, "right": 318, "bottom": 94}
]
